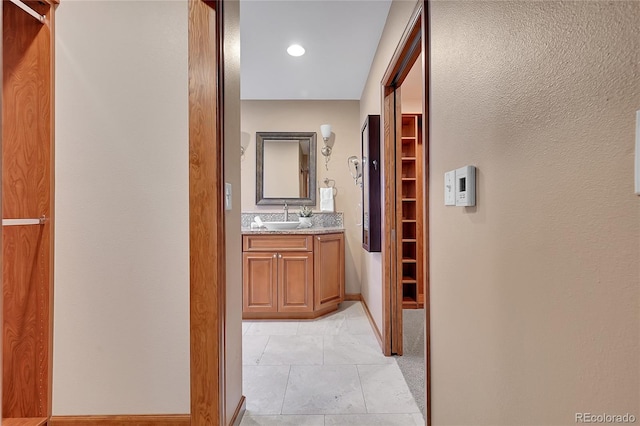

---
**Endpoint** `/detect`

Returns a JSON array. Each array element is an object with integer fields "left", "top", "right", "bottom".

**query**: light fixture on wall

[
  {"left": 240, "top": 131, "right": 250, "bottom": 162},
  {"left": 347, "top": 156, "right": 362, "bottom": 187},
  {"left": 320, "top": 124, "right": 332, "bottom": 170}
]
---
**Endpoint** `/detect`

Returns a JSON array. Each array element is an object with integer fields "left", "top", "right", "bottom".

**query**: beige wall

[
  {"left": 362, "top": 0, "right": 639, "bottom": 423},
  {"left": 54, "top": 1, "right": 190, "bottom": 414},
  {"left": 359, "top": 0, "right": 419, "bottom": 333},
  {"left": 223, "top": 0, "right": 244, "bottom": 423},
  {"left": 241, "top": 100, "right": 362, "bottom": 294},
  {"left": 428, "top": 1, "right": 639, "bottom": 422}
]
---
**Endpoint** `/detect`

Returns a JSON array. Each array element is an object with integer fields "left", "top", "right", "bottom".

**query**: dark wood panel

[
  {"left": 3, "top": 0, "right": 53, "bottom": 419},
  {"left": 362, "top": 115, "right": 381, "bottom": 252},
  {"left": 188, "top": 0, "right": 224, "bottom": 424}
]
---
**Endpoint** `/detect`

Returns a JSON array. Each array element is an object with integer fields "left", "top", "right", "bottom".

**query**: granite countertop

[{"left": 241, "top": 226, "right": 344, "bottom": 235}]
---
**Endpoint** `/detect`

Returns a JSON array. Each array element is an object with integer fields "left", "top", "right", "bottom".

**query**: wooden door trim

[
  {"left": 188, "top": 0, "right": 226, "bottom": 423},
  {"left": 381, "top": 0, "right": 423, "bottom": 355},
  {"left": 421, "top": 2, "right": 432, "bottom": 421},
  {"left": 381, "top": 1, "right": 431, "bottom": 425}
]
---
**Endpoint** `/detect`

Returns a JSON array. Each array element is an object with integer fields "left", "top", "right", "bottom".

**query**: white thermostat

[{"left": 455, "top": 166, "right": 476, "bottom": 207}]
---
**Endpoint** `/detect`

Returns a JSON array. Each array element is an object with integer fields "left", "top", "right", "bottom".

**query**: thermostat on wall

[{"left": 455, "top": 166, "right": 476, "bottom": 207}]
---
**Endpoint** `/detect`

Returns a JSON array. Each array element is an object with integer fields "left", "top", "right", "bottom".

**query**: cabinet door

[
  {"left": 243, "top": 252, "right": 278, "bottom": 313},
  {"left": 313, "top": 234, "right": 345, "bottom": 310},
  {"left": 278, "top": 252, "right": 314, "bottom": 313}
]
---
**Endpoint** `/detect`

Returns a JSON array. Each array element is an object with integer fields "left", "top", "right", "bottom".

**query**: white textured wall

[
  {"left": 241, "top": 100, "right": 363, "bottom": 294},
  {"left": 428, "top": 1, "right": 640, "bottom": 423},
  {"left": 54, "top": 1, "right": 189, "bottom": 414}
]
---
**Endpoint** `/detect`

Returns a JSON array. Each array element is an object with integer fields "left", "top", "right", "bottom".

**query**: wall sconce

[
  {"left": 240, "top": 131, "right": 251, "bottom": 162},
  {"left": 347, "top": 155, "right": 362, "bottom": 187},
  {"left": 320, "top": 124, "right": 332, "bottom": 170}
]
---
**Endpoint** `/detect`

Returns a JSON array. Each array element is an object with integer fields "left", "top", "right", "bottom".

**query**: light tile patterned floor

[{"left": 240, "top": 301, "right": 425, "bottom": 426}]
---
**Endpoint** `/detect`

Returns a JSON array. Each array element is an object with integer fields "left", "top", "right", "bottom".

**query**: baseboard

[
  {"left": 344, "top": 293, "right": 362, "bottom": 301},
  {"left": 229, "top": 395, "right": 246, "bottom": 426},
  {"left": 49, "top": 414, "right": 190, "bottom": 426},
  {"left": 360, "top": 296, "right": 383, "bottom": 349}
]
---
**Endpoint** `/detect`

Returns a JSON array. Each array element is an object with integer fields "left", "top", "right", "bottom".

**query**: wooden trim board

[
  {"left": 188, "top": 0, "right": 226, "bottom": 423},
  {"left": 229, "top": 396, "right": 246, "bottom": 426},
  {"left": 49, "top": 415, "right": 190, "bottom": 426},
  {"left": 2, "top": 418, "right": 47, "bottom": 426},
  {"left": 360, "top": 296, "right": 383, "bottom": 349},
  {"left": 344, "top": 293, "right": 361, "bottom": 301},
  {"left": 421, "top": 2, "right": 432, "bottom": 423}
]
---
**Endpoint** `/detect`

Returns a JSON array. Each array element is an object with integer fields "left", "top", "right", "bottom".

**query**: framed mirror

[{"left": 256, "top": 132, "right": 317, "bottom": 205}]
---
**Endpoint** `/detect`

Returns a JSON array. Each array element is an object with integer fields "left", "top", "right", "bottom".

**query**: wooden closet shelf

[
  {"left": 402, "top": 198, "right": 416, "bottom": 202},
  {"left": 402, "top": 238, "right": 417, "bottom": 242},
  {"left": 2, "top": 418, "right": 48, "bottom": 426},
  {"left": 402, "top": 258, "right": 417, "bottom": 263},
  {"left": 402, "top": 277, "right": 417, "bottom": 283},
  {"left": 401, "top": 177, "right": 416, "bottom": 181},
  {"left": 402, "top": 157, "right": 417, "bottom": 161},
  {"left": 402, "top": 298, "right": 419, "bottom": 308}
]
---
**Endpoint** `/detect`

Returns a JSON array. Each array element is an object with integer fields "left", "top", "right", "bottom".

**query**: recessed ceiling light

[{"left": 287, "top": 44, "right": 305, "bottom": 57}]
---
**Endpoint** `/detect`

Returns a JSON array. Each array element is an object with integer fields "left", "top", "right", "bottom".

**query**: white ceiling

[{"left": 240, "top": 0, "right": 393, "bottom": 100}]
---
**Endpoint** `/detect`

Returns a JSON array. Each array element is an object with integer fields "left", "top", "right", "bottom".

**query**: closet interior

[
  {"left": 2, "top": 0, "right": 55, "bottom": 424},
  {"left": 398, "top": 113, "right": 424, "bottom": 309}
]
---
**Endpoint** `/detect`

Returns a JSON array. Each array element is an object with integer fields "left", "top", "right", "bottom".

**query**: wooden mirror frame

[{"left": 255, "top": 131, "right": 317, "bottom": 206}]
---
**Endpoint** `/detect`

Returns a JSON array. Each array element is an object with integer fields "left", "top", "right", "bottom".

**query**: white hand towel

[{"left": 320, "top": 187, "right": 335, "bottom": 212}]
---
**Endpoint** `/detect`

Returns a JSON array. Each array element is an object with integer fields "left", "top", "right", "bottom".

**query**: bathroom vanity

[{"left": 241, "top": 228, "right": 345, "bottom": 319}]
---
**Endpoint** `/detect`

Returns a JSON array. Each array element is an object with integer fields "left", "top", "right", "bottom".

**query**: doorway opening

[{"left": 380, "top": 1, "right": 430, "bottom": 422}]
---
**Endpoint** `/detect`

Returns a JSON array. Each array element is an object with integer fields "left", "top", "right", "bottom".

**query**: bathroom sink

[{"left": 262, "top": 221, "right": 300, "bottom": 230}]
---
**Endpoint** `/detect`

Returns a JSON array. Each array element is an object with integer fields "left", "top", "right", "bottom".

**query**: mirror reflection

[{"left": 256, "top": 132, "right": 316, "bottom": 205}]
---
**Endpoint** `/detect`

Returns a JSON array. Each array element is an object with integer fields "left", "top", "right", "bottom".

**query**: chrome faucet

[{"left": 283, "top": 202, "right": 289, "bottom": 221}]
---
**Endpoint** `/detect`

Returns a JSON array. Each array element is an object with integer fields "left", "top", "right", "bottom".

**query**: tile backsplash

[{"left": 241, "top": 211, "right": 343, "bottom": 228}]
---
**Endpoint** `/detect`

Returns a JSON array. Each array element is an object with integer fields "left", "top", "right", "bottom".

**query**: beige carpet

[{"left": 395, "top": 308, "right": 426, "bottom": 419}]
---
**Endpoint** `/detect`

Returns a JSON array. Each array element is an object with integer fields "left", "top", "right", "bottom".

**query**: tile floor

[{"left": 240, "top": 301, "right": 425, "bottom": 426}]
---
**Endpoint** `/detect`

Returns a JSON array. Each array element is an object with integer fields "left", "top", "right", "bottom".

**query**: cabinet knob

[
  {"left": 273, "top": 254, "right": 276, "bottom": 258},
  {"left": 278, "top": 254, "right": 282, "bottom": 258}
]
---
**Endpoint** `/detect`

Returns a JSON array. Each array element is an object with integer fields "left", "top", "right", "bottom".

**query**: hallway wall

[
  {"left": 428, "top": 1, "right": 639, "bottom": 423},
  {"left": 54, "top": 1, "right": 190, "bottom": 414},
  {"left": 223, "top": 0, "right": 244, "bottom": 422},
  {"left": 362, "top": 0, "right": 639, "bottom": 423}
]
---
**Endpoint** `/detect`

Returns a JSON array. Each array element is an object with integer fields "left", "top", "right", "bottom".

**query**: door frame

[
  {"left": 380, "top": 0, "right": 431, "bottom": 423},
  {"left": 187, "top": 0, "right": 433, "bottom": 424},
  {"left": 188, "top": 0, "right": 227, "bottom": 423}
]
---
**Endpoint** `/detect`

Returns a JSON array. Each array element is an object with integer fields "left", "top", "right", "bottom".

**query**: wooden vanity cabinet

[
  {"left": 242, "top": 233, "right": 344, "bottom": 319},
  {"left": 313, "top": 233, "right": 345, "bottom": 310}
]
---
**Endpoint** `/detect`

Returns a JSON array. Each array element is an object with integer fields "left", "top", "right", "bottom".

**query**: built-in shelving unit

[
  {"left": 3, "top": 1, "right": 55, "bottom": 423},
  {"left": 399, "top": 114, "right": 424, "bottom": 309}
]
